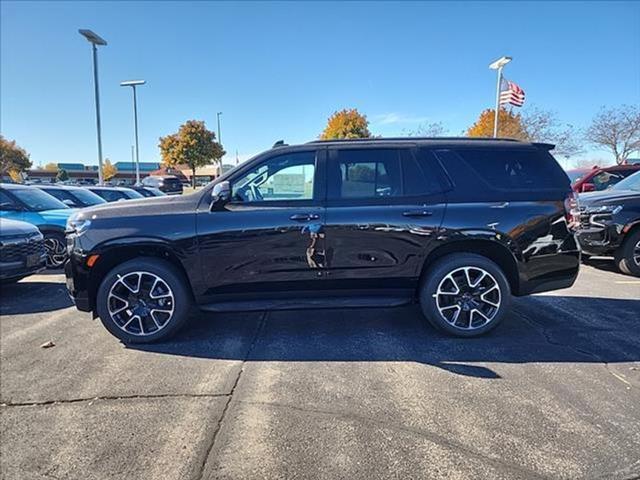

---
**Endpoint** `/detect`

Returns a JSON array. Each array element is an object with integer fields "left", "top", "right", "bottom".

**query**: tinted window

[
  {"left": 454, "top": 148, "right": 567, "bottom": 190},
  {"left": 41, "top": 188, "right": 81, "bottom": 207},
  {"left": 328, "top": 148, "right": 442, "bottom": 200},
  {"left": 10, "top": 187, "right": 68, "bottom": 211},
  {"left": 0, "top": 190, "right": 19, "bottom": 209},
  {"left": 329, "top": 149, "right": 401, "bottom": 199},
  {"left": 69, "top": 188, "right": 106, "bottom": 205},
  {"left": 92, "top": 189, "right": 126, "bottom": 202},
  {"left": 121, "top": 189, "right": 144, "bottom": 199},
  {"left": 231, "top": 151, "right": 316, "bottom": 202}
]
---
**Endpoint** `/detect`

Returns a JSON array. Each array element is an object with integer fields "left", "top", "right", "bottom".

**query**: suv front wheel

[
  {"left": 419, "top": 254, "right": 511, "bottom": 337},
  {"left": 96, "top": 258, "right": 192, "bottom": 343}
]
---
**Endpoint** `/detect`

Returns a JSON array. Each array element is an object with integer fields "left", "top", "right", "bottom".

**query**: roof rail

[{"left": 306, "top": 136, "right": 523, "bottom": 144}]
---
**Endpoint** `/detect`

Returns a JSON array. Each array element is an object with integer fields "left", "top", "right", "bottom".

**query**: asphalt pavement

[{"left": 1, "top": 259, "right": 639, "bottom": 480}]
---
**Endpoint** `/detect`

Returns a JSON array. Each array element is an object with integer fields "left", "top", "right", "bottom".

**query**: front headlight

[
  {"left": 584, "top": 204, "right": 623, "bottom": 215},
  {"left": 66, "top": 213, "right": 92, "bottom": 235}
]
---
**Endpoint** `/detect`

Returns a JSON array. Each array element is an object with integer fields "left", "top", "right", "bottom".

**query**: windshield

[
  {"left": 70, "top": 188, "right": 107, "bottom": 205},
  {"left": 612, "top": 171, "right": 640, "bottom": 191},
  {"left": 122, "top": 189, "right": 144, "bottom": 199},
  {"left": 12, "top": 187, "right": 68, "bottom": 211},
  {"left": 566, "top": 170, "right": 588, "bottom": 183}
]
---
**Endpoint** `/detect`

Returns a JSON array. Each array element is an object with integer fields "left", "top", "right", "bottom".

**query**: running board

[{"left": 199, "top": 296, "right": 412, "bottom": 313}]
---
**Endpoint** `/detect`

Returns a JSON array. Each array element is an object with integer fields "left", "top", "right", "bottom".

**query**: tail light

[{"left": 564, "top": 190, "right": 580, "bottom": 229}]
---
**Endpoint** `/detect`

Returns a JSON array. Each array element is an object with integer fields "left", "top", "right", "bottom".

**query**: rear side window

[
  {"left": 453, "top": 148, "right": 567, "bottom": 190},
  {"left": 328, "top": 148, "right": 443, "bottom": 200}
]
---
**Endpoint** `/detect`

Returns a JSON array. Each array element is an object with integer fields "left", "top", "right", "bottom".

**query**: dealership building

[{"left": 25, "top": 161, "right": 235, "bottom": 185}]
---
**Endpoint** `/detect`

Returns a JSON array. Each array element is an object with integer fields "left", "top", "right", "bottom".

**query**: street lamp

[
  {"left": 489, "top": 56, "right": 512, "bottom": 138},
  {"left": 216, "top": 112, "right": 223, "bottom": 145},
  {"left": 120, "top": 80, "right": 146, "bottom": 185},
  {"left": 79, "top": 29, "right": 107, "bottom": 185}
]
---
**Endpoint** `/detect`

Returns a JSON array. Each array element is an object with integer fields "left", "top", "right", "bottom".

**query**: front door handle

[
  {"left": 402, "top": 210, "right": 433, "bottom": 217},
  {"left": 290, "top": 213, "right": 320, "bottom": 222}
]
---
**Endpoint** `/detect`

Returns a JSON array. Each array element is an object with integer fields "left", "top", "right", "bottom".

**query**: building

[{"left": 26, "top": 162, "right": 161, "bottom": 185}]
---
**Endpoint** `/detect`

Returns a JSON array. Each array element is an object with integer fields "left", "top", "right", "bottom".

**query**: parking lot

[{"left": 0, "top": 260, "right": 638, "bottom": 480}]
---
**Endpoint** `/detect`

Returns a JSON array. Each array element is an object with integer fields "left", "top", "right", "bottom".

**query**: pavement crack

[
  {"left": 193, "top": 310, "right": 268, "bottom": 480},
  {"left": 0, "top": 393, "right": 230, "bottom": 408},
  {"left": 516, "top": 307, "right": 635, "bottom": 390},
  {"left": 238, "top": 399, "right": 552, "bottom": 480}
]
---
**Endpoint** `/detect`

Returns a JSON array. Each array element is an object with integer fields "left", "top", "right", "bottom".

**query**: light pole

[
  {"left": 79, "top": 29, "right": 107, "bottom": 185},
  {"left": 120, "top": 80, "right": 146, "bottom": 185},
  {"left": 489, "top": 56, "right": 512, "bottom": 138},
  {"left": 216, "top": 112, "right": 223, "bottom": 145}
]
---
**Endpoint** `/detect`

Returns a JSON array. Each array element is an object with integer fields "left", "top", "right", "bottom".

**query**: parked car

[
  {"left": 130, "top": 186, "right": 167, "bottom": 198},
  {"left": 0, "top": 218, "right": 47, "bottom": 283},
  {"left": 567, "top": 164, "right": 640, "bottom": 193},
  {"left": 35, "top": 184, "right": 107, "bottom": 208},
  {"left": 87, "top": 186, "right": 144, "bottom": 202},
  {"left": 141, "top": 175, "right": 183, "bottom": 195},
  {"left": 65, "top": 138, "right": 580, "bottom": 343},
  {"left": 0, "top": 183, "right": 75, "bottom": 268},
  {"left": 575, "top": 171, "right": 640, "bottom": 276}
]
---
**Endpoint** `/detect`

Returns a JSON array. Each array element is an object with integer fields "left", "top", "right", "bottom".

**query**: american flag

[{"left": 499, "top": 78, "right": 525, "bottom": 107}]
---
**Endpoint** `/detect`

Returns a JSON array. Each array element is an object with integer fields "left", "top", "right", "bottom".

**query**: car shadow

[
  {"left": 131, "top": 295, "right": 640, "bottom": 379},
  {"left": 0, "top": 281, "right": 74, "bottom": 314},
  {"left": 583, "top": 256, "right": 622, "bottom": 274}
]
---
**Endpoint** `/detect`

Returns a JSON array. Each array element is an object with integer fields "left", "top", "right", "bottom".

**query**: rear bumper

[{"left": 516, "top": 249, "right": 581, "bottom": 296}]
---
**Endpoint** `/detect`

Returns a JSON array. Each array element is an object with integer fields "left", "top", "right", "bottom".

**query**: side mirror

[
  {"left": 210, "top": 181, "right": 231, "bottom": 211},
  {"left": 581, "top": 183, "right": 596, "bottom": 192}
]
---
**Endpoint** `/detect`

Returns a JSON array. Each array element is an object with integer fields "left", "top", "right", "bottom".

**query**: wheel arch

[
  {"left": 419, "top": 238, "right": 521, "bottom": 295},
  {"left": 86, "top": 240, "right": 194, "bottom": 312}
]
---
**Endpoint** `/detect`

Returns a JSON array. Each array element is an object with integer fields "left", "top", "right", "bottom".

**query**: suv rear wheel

[
  {"left": 96, "top": 258, "right": 192, "bottom": 343},
  {"left": 419, "top": 254, "right": 511, "bottom": 337}
]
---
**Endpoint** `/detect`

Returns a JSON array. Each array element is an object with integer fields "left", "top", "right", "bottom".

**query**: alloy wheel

[
  {"left": 633, "top": 240, "right": 640, "bottom": 266},
  {"left": 44, "top": 236, "right": 67, "bottom": 268},
  {"left": 433, "top": 266, "right": 501, "bottom": 331},
  {"left": 107, "top": 271, "right": 175, "bottom": 337}
]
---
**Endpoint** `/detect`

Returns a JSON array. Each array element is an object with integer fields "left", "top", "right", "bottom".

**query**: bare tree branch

[{"left": 585, "top": 105, "right": 640, "bottom": 164}]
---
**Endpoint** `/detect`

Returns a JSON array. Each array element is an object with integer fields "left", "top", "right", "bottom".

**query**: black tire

[
  {"left": 615, "top": 229, "right": 640, "bottom": 277},
  {"left": 96, "top": 258, "right": 192, "bottom": 343},
  {"left": 43, "top": 231, "right": 68, "bottom": 269},
  {"left": 419, "top": 253, "right": 511, "bottom": 337}
]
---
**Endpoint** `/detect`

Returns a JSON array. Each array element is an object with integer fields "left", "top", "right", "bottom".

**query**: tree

[
  {"left": 585, "top": 105, "right": 640, "bottom": 164},
  {"left": 102, "top": 159, "right": 117, "bottom": 182},
  {"left": 467, "top": 108, "right": 528, "bottom": 139},
  {"left": 320, "top": 108, "right": 371, "bottom": 140},
  {"left": 44, "top": 162, "right": 58, "bottom": 172},
  {"left": 56, "top": 168, "right": 69, "bottom": 183},
  {"left": 403, "top": 121, "right": 448, "bottom": 137},
  {"left": 0, "top": 135, "right": 32, "bottom": 179},
  {"left": 159, "top": 120, "right": 225, "bottom": 187},
  {"left": 520, "top": 107, "right": 583, "bottom": 158}
]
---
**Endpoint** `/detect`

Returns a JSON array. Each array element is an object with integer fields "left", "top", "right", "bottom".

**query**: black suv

[
  {"left": 575, "top": 171, "right": 640, "bottom": 276},
  {"left": 65, "top": 138, "right": 580, "bottom": 343},
  {"left": 141, "top": 175, "right": 183, "bottom": 195}
]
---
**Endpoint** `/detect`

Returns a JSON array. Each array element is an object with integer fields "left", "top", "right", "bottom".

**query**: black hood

[
  {"left": 579, "top": 189, "right": 640, "bottom": 206},
  {"left": 0, "top": 218, "right": 40, "bottom": 237},
  {"left": 78, "top": 192, "right": 202, "bottom": 220}
]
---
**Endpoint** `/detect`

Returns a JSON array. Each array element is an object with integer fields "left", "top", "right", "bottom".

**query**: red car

[{"left": 567, "top": 164, "right": 640, "bottom": 193}]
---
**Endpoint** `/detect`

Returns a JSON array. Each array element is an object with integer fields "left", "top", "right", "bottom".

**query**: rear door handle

[
  {"left": 402, "top": 210, "right": 433, "bottom": 217},
  {"left": 290, "top": 213, "right": 320, "bottom": 221}
]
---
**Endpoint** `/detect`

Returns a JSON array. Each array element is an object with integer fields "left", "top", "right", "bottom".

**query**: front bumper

[
  {"left": 0, "top": 256, "right": 46, "bottom": 281},
  {"left": 575, "top": 223, "right": 625, "bottom": 256},
  {"left": 64, "top": 254, "right": 92, "bottom": 311}
]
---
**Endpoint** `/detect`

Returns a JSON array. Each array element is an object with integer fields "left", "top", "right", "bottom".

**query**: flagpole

[
  {"left": 493, "top": 66, "right": 503, "bottom": 138},
  {"left": 489, "top": 56, "right": 512, "bottom": 138}
]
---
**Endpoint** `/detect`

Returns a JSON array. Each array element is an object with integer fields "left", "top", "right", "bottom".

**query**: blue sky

[{"left": 1, "top": 1, "right": 639, "bottom": 169}]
